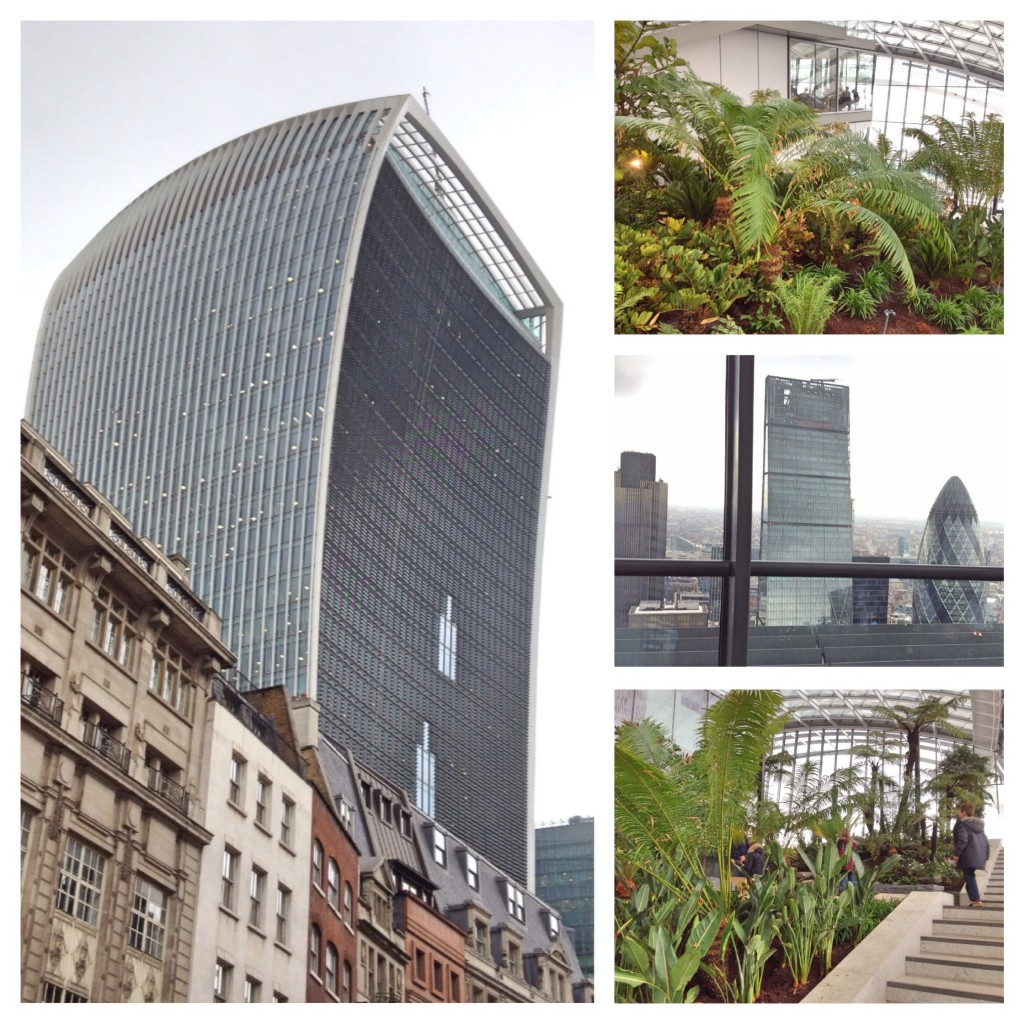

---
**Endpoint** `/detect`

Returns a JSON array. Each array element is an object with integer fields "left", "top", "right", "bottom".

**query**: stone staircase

[{"left": 886, "top": 845, "right": 1003, "bottom": 1003}]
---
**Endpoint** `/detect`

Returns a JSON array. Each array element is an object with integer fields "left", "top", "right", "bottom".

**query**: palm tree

[
  {"left": 616, "top": 79, "right": 949, "bottom": 290},
  {"left": 615, "top": 691, "right": 791, "bottom": 910},
  {"left": 925, "top": 743, "right": 995, "bottom": 856},
  {"left": 872, "top": 695, "right": 971, "bottom": 842},
  {"left": 904, "top": 112, "right": 1004, "bottom": 215}
]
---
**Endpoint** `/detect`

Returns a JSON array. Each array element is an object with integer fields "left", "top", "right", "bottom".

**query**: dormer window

[
  {"left": 432, "top": 827, "right": 447, "bottom": 867},
  {"left": 502, "top": 880, "right": 525, "bottom": 923},
  {"left": 464, "top": 851, "right": 479, "bottom": 890},
  {"left": 543, "top": 910, "right": 560, "bottom": 940}
]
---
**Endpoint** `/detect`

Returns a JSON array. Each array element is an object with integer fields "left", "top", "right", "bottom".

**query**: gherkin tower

[{"left": 913, "top": 476, "right": 988, "bottom": 624}]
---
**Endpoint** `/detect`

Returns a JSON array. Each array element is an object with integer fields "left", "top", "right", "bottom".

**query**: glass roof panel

[{"left": 826, "top": 21, "right": 1003, "bottom": 84}]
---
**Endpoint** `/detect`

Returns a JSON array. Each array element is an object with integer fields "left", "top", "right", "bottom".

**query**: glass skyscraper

[
  {"left": 758, "top": 376, "right": 852, "bottom": 626},
  {"left": 614, "top": 452, "right": 668, "bottom": 628},
  {"left": 26, "top": 96, "right": 559, "bottom": 885},
  {"left": 913, "top": 476, "right": 988, "bottom": 624}
]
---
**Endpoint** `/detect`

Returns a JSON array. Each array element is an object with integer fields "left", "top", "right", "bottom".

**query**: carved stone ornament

[
  {"left": 74, "top": 938, "right": 90, "bottom": 982},
  {"left": 122, "top": 960, "right": 137, "bottom": 1001},
  {"left": 49, "top": 925, "right": 66, "bottom": 969},
  {"left": 68, "top": 672, "right": 82, "bottom": 693},
  {"left": 143, "top": 970, "right": 157, "bottom": 1003}
]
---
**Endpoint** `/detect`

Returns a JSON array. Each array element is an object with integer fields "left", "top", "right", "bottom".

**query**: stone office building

[{"left": 20, "top": 421, "right": 234, "bottom": 1002}]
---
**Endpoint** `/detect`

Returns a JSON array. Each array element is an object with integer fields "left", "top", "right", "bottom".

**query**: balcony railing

[
  {"left": 372, "top": 989, "right": 402, "bottom": 1003},
  {"left": 148, "top": 766, "right": 190, "bottom": 815},
  {"left": 82, "top": 720, "right": 131, "bottom": 774},
  {"left": 21, "top": 675, "right": 64, "bottom": 725}
]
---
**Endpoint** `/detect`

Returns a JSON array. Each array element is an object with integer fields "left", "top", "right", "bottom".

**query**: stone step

[
  {"left": 905, "top": 953, "right": 1004, "bottom": 986},
  {"left": 942, "top": 905, "right": 1004, "bottom": 923},
  {"left": 932, "top": 918, "right": 1003, "bottom": 939},
  {"left": 921, "top": 934, "right": 1004, "bottom": 961},
  {"left": 887, "top": 975, "right": 1003, "bottom": 1003}
]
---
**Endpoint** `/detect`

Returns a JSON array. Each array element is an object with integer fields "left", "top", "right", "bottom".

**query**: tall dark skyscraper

[
  {"left": 759, "top": 376, "right": 852, "bottom": 626},
  {"left": 913, "top": 476, "right": 988, "bottom": 624},
  {"left": 614, "top": 452, "right": 668, "bottom": 628},
  {"left": 26, "top": 96, "right": 559, "bottom": 884}
]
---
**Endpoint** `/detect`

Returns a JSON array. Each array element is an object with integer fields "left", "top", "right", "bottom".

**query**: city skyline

[
  {"left": 615, "top": 352, "right": 1005, "bottom": 522},
  {"left": 18, "top": 22, "right": 598, "bottom": 823}
]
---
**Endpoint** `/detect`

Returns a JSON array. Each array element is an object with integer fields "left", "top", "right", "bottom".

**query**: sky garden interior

[
  {"left": 614, "top": 21, "right": 1004, "bottom": 334},
  {"left": 615, "top": 689, "right": 1005, "bottom": 1003}
]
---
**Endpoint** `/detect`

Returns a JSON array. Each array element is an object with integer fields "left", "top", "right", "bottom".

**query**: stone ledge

[{"left": 801, "top": 890, "right": 950, "bottom": 1004}]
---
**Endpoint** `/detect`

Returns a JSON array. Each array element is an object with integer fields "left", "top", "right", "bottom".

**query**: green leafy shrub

[
  {"left": 858, "top": 263, "right": 893, "bottom": 301},
  {"left": 929, "top": 297, "right": 969, "bottom": 332},
  {"left": 904, "top": 286, "right": 936, "bottom": 315},
  {"left": 837, "top": 287, "right": 880, "bottom": 319},
  {"left": 775, "top": 272, "right": 837, "bottom": 334}
]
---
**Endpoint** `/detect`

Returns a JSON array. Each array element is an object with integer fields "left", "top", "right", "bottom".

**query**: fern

[{"left": 774, "top": 272, "right": 837, "bottom": 334}]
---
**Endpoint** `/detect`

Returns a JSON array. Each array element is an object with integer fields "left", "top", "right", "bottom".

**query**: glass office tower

[
  {"left": 614, "top": 452, "right": 668, "bottom": 628},
  {"left": 759, "top": 376, "right": 852, "bottom": 626},
  {"left": 913, "top": 476, "right": 988, "bottom": 624},
  {"left": 26, "top": 96, "right": 560, "bottom": 885}
]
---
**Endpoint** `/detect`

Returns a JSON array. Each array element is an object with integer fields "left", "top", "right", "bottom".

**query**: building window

[
  {"left": 244, "top": 976, "right": 261, "bottom": 1003},
  {"left": 415, "top": 721, "right": 436, "bottom": 817},
  {"left": 255, "top": 775, "right": 270, "bottom": 827},
  {"left": 415, "top": 948, "right": 426, "bottom": 982},
  {"left": 327, "top": 858, "right": 340, "bottom": 910},
  {"left": 221, "top": 847, "right": 238, "bottom": 910},
  {"left": 344, "top": 882, "right": 353, "bottom": 927},
  {"left": 249, "top": 866, "right": 266, "bottom": 929},
  {"left": 504, "top": 881, "right": 525, "bottom": 923},
  {"left": 474, "top": 920, "right": 489, "bottom": 958},
  {"left": 342, "top": 960, "right": 352, "bottom": 1002},
  {"left": 42, "top": 983, "right": 87, "bottom": 1003},
  {"left": 432, "top": 827, "right": 447, "bottom": 867},
  {"left": 148, "top": 639, "right": 191, "bottom": 715},
  {"left": 228, "top": 754, "right": 245, "bottom": 807},
  {"left": 309, "top": 924, "right": 321, "bottom": 978},
  {"left": 22, "top": 530, "right": 75, "bottom": 618},
  {"left": 433, "top": 959, "right": 444, "bottom": 993},
  {"left": 21, "top": 808, "right": 33, "bottom": 878},
  {"left": 56, "top": 837, "right": 105, "bottom": 926},
  {"left": 281, "top": 795, "right": 295, "bottom": 847},
  {"left": 276, "top": 884, "right": 291, "bottom": 946},
  {"left": 214, "top": 959, "right": 232, "bottom": 1002},
  {"left": 312, "top": 839, "right": 323, "bottom": 889},
  {"left": 128, "top": 877, "right": 167, "bottom": 959},
  {"left": 465, "top": 851, "right": 479, "bottom": 889},
  {"left": 89, "top": 587, "right": 138, "bottom": 667},
  {"left": 507, "top": 940, "right": 521, "bottom": 977},
  {"left": 272, "top": 992, "right": 288, "bottom": 1003},
  {"left": 545, "top": 911, "right": 560, "bottom": 941},
  {"left": 450, "top": 971, "right": 461, "bottom": 1002},
  {"left": 437, "top": 594, "right": 457, "bottom": 679},
  {"left": 325, "top": 943, "right": 338, "bottom": 996}
]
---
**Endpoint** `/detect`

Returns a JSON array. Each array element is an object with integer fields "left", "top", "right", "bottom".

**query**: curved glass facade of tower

[
  {"left": 913, "top": 476, "right": 988, "bottom": 624},
  {"left": 27, "top": 96, "right": 559, "bottom": 884}
]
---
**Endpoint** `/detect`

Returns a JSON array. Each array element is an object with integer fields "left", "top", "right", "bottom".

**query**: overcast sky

[
  {"left": 17, "top": 17, "right": 605, "bottom": 830},
  {"left": 616, "top": 351, "right": 1006, "bottom": 523}
]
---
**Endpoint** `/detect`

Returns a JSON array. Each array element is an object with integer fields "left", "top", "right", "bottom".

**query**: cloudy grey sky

[
  {"left": 18, "top": 18, "right": 605, "bottom": 828},
  {"left": 616, "top": 350, "right": 1006, "bottom": 523}
]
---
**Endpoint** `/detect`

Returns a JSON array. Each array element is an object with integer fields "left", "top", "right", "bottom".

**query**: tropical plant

[
  {"left": 859, "top": 261, "right": 896, "bottom": 300},
  {"left": 872, "top": 695, "right": 971, "bottom": 842},
  {"left": 837, "top": 287, "right": 879, "bottom": 319},
  {"left": 615, "top": 877, "right": 723, "bottom": 1003},
  {"left": 904, "top": 112, "right": 1004, "bottom": 216},
  {"left": 929, "top": 297, "right": 970, "bottom": 333},
  {"left": 774, "top": 271, "right": 837, "bottom": 334},
  {"left": 925, "top": 743, "right": 995, "bottom": 852},
  {"left": 615, "top": 21, "right": 689, "bottom": 119}
]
